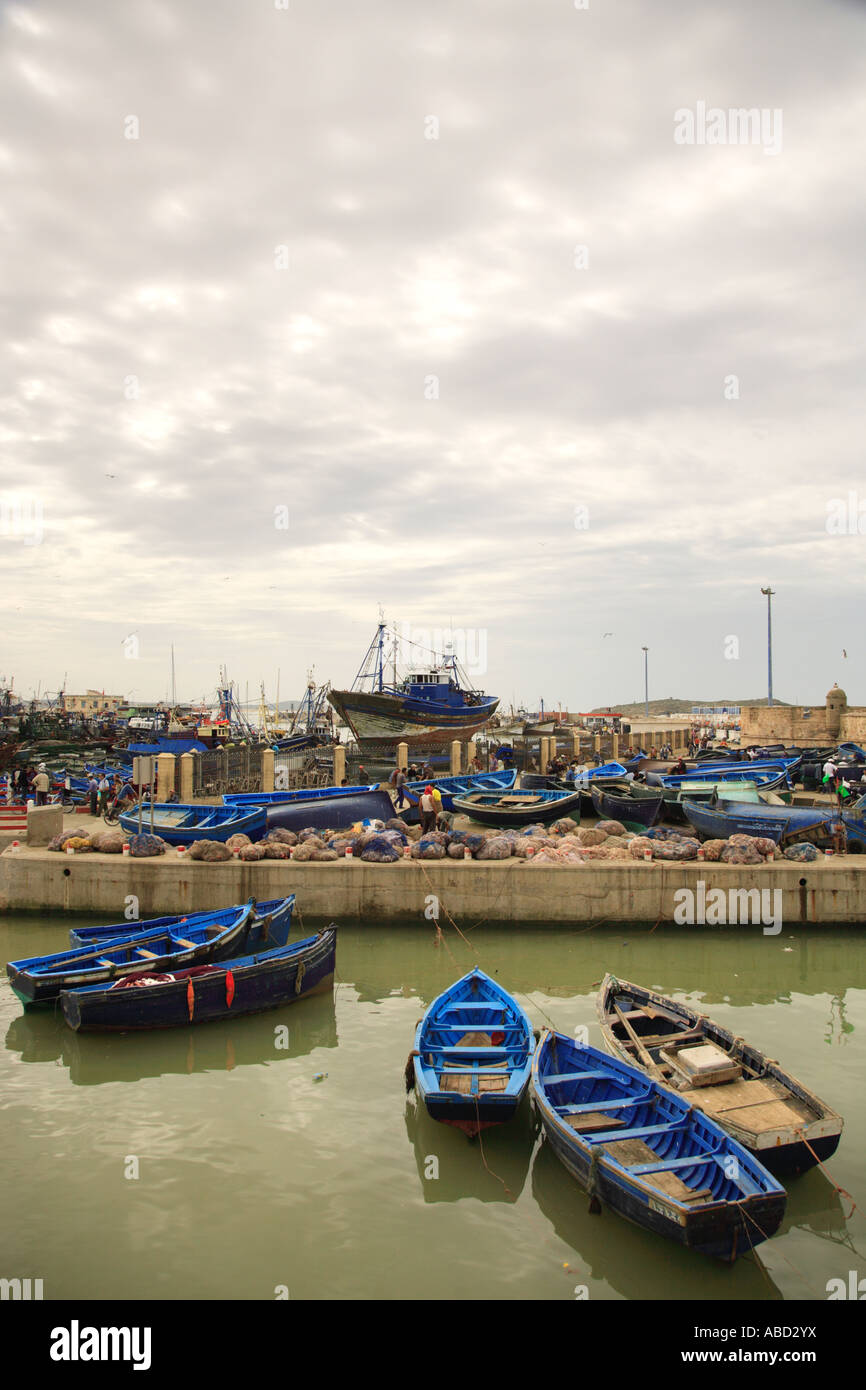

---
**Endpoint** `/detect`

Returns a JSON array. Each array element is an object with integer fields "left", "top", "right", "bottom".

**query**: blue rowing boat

[
  {"left": 222, "top": 783, "right": 380, "bottom": 806},
  {"left": 399, "top": 769, "right": 517, "bottom": 815},
  {"left": 656, "top": 766, "right": 790, "bottom": 792},
  {"left": 452, "top": 786, "right": 582, "bottom": 827},
  {"left": 532, "top": 1031, "right": 787, "bottom": 1260},
  {"left": 60, "top": 925, "right": 336, "bottom": 1032},
  {"left": 7, "top": 897, "right": 294, "bottom": 1007},
  {"left": 118, "top": 803, "right": 267, "bottom": 845},
  {"left": 681, "top": 794, "right": 866, "bottom": 848},
  {"left": 410, "top": 968, "right": 533, "bottom": 1137},
  {"left": 67, "top": 898, "right": 293, "bottom": 949},
  {"left": 569, "top": 761, "right": 629, "bottom": 783},
  {"left": 589, "top": 782, "right": 664, "bottom": 829}
]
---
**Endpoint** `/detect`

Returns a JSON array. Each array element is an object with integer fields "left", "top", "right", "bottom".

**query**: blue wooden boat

[
  {"left": 661, "top": 781, "right": 784, "bottom": 824},
  {"left": 597, "top": 975, "right": 843, "bottom": 1176},
  {"left": 60, "top": 925, "right": 336, "bottom": 1032},
  {"left": 452, "top": 786, "right": 582, "bottom": 827},
  {"left": 681, "top": 794, "right": 866, "bottom": 848},
  {"left": 410, "top": 968, "right": 533, "bottom": 1137},
  {"left": 569, "top": 761, "right": 629, "bottom": 783},
  {"left": 222, "top": 783, "right": 380, "bottom": 806},
  {"left": 6, "top": 898, "right": 294, "bottom": 1007},
  {"left": 265, "top": 788, "right": 394, "bottom": 832},
  {"left": 589, "top": 782, "right": 664, "bottom": 829},
  {"left": 399, "top": 769, "right": 517, "bottom": 816},
  {"left": 67, "top": 898, "right": 293, "bottom": 949},
  {"left": 656, "top": 766, "right": 790, "bottom": 793},
  {"left": 531, "top": 1031, "right": 787, "bottom": 1260},
  {"left": 118, "top": 803, "right": 267, "bottom": 845}
]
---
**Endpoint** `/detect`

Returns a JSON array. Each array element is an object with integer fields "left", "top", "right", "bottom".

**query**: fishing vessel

[
  {"left": 409, "top": 968, "right": 533, "bottom": 1137},
  {"left": 327, "top": 623, "right": 498, "bottom": 758},
  {"left": 597, "top": 975, "right": 843, "bottom": 1175},
  {"left": 531, "top": 1030, "right": 786, "bottom": 1260}
]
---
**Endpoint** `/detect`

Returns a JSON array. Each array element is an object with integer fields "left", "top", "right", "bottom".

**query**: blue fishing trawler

[{"left": 327, "top": 622, "right": 498, "bottom": 758}]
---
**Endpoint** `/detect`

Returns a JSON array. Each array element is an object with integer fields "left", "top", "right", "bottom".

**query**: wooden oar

[{"left": 612, "top": 1002, "right": 664, "bottom": 1078}]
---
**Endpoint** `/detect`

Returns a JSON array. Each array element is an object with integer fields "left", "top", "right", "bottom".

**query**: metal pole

[
  {"left": 641, "top": 647, "right": 649, "bottom": 718},
  {"left": 761, "top": 588, "right": 775, "bottom": 706}
]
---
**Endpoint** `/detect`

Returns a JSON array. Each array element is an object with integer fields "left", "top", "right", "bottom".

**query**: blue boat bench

[{"left": 554, "top": 1093, "right": 652, "bottom": 1113}]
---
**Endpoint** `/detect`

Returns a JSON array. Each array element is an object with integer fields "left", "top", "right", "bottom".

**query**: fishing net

[
  {"left": 297, "top": 828, "right": 324, "bottom": 843},
  {"left": 359, "top": 835, "right": 401, "bottom": 863},
  {"left": 128, "top": 833, "right": 167, "bottom": 857},
  {"left": 577, "top": 828, "right": 608, "bottom": 846},
  {"left": 262, "top": 841, "right": 291, "bottom": 859},
  {"left": 266, "top": 828, "right": 298, "bottom": 846},
  {"left": 411, "top": 837, "right": 447, "bottom": 859},
  {"left": 652, "top": 837, "right": 700, "bottom": 860},
  {"left": 62, "top": 835, "right": 93, "bottom": 853},
  {"left": 89, "top": 830, "right": 126, "bottom": 854},
  {"left": 188, "top": 839, "right": 231, "bottom": 861},
  {"left": 226, "top": 833, "right": 252, "bottom": 851},
  {"left": 475, "top": 836, "right": 512, "bottom": 860},
  {"left": 239, "top": 843, "right": 267, "bottom": 860},
  {"left": 595, "top": 819, "right": 627, "bottom": 837},
  {"left": 447, "top": 841, "right": 468, "bottom": 858},
  {"left": 784, "top": 842, "right": 820, "bottom": 862},
  {"left": 49, "top": 829, "right": 93, "bottom": 851},
  {"left": 550, "top": 817, "right": 579, "bottom": 835}
]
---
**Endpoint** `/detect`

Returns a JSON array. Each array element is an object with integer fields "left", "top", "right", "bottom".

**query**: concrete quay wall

[{"left": 2, "top": 848, "right": 865, "bottom": 925}]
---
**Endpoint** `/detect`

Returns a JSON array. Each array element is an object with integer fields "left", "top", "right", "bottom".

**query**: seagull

[
  {"left": 602, "top": 632, "right": 613, "bottom": 638},
  {"left": 843, "top": 649, "right": 847, "bottom": 658}
]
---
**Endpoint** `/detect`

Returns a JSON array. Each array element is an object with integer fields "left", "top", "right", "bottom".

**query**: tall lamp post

[
  {"left": 641, "top": 646, "right": 649, "bottom": 718},
  {"left": 760, "top": 588, "right": 775, "bottom": 707}
]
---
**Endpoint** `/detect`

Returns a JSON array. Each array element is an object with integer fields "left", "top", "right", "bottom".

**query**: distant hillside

[{"left": 590, "top": 698, "right": 790, "bottom": 717}]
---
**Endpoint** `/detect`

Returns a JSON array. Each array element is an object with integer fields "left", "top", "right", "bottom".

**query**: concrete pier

[{"left": 2, "top": 846, "right": 864, "bottom": 925}]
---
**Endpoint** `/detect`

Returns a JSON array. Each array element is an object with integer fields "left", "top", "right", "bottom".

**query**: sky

[{"left": 1, "top": 0, "right": 864, "bottom": 713}]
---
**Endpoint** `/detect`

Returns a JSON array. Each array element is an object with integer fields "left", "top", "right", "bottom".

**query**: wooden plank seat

[
  {"left": 584, "top": 1121, "right": 689, "bottom": 1144},
  {"left": 627, "top": 1154, "right": 717, "bottom": 1175},
  {"left": 133, "top": 949, "right": 159, "bottom": 959},
  {"left": 424, "top": 1045, "right": 511, "bottom": 1055},
  {"left": 563, "top": 1112, "right": 626, "bottom": 1132},
  {"left": 174, "top": 938, "right": 196, "bottom": 949},
  {"left": 652, "top": 1175, "right": 715, "bottom": 1204}
]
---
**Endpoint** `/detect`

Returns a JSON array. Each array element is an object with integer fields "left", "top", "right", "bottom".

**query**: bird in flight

[{"left": 602, "top": 632, "right": 613, "bottom": 638}]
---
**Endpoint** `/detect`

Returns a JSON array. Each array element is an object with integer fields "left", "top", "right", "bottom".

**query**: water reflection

[
  {"left": 5, "top": 991, "right": 338, "bottom": 1086},
  {"left": 404, "top": 1096, "right": 535, "bottom": 1204},
  {"left": 530, "top": 1138, "right": 783, "bottom": 1300}
]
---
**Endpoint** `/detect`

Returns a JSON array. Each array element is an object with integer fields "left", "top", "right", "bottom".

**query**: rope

[
  {"left": 793, "top": 1130, "right": 861, "bottom": 1220},
  {"left": 472, "top": 1097, "right": 514, "bottom": 1200}
]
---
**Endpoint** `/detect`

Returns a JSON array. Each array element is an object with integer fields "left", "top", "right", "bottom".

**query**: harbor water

[{"left": 1, "top": 914, "right": 864, "bottom": 1301}]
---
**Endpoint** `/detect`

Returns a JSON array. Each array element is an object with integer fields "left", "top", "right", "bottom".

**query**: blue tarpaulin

[{"left": 127, "top": 739, "right": 209, "bottom": 756}]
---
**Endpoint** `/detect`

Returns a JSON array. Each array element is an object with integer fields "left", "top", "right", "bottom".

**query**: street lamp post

[
  {"left": 760, "top": 588, "right": 775, "bottom": 707},
  {"left": 641, "top": 646, "right": 649, "bottom": 718}
]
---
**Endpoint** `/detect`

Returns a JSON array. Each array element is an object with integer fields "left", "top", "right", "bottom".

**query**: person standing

[
  {"left": 88, "top": 775, "right": 99, "bottom": 817},
  {"left": 33, "top": 767, "right": 50, "bottom": 806},
  {"left": 98, "top": 775, "right": 111, "bottom": 814},
  {"left": 418, "top": 785, "right": 437, "bottom": 834},
  {"left": 395, "top": 767, "right": 407, "bottom": 809},
  {"left": 422, "top": 761, "right": 434, "bottom": 781},
  {"left": 822, "top": 756, "right": 837, "bottom": 791}
]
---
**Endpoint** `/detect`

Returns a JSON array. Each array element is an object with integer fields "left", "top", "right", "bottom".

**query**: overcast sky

[{"left": 1, "top": 0, "right": 864, "bottom": 713}]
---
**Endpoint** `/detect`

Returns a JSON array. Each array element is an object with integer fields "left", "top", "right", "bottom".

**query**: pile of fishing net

[
  {"left": 784, "top": 842, "right": 820, "bottom": 862},
  {"left": 238, "top": 843, "right": 267, "bottom": 861},
  {"left": 226, "top": 833, "right": 252, "bottom": 851},
  {"left": 292, "top": 836, "right": 339, "bottom": 861},
  {"left": 386, "top": 818, "right": 412, "bottom": 835},
  {"left": 128, "top": 833, "right": 167, "bottom": 857},
  {"left": 595, "top": 820, "right": 627, "bottom": 837},
  {"left": 580, "top": 843, "right": 633, "bottom": 861},
  {"left": 265, "top": 828, "right": 298, "bottom": 846},
  {"left": 577, "top": 828, "right": 608, "bottom": 847},
  {"left": 358, "top": 834, "right": 400, "bottom": 863},
  {"left": 628, "top": 836, "right": 655, "bottom": 859},
  {"left": 697, "top": 839, "right": 729, "bottom": 862},
  {"left": 49, "top": 829, "right": 93, "bottom": 851},
  {"left": 411, "top": 836, "right": 446, "bottom": 859},
  {"left": 189, "top": 839, "right": 231, "bottom": 861},
  {"left": 261, "top": 841, "right": 292, "bottom": 859},
  {"left": 89, "top": 829, "right": 126, "bottom": 853},
  {"left": 297, "top": 827, "right": 323, "bottom": 842},
  {"left": 528, "top": 845, "right": 585, "bottom": 864},
  {"left": 720, "top": 834, "right": 776, "bottom": 865},
  {"left": 650, "top": 836, "right": 700, "bottom": 860},
  {"left": 58, "top": 835, "right": 94, "bottom": 853},
  {"left": 474, "top": 836, "right": 512, "bottom": 860},
  {"left": 550, "top": 817, "right": 579, "bottom": 835}
]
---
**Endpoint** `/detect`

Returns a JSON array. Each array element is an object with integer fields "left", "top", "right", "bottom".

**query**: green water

[{"left": 1, "top": 913, "right": 864, "bottom": 1301}]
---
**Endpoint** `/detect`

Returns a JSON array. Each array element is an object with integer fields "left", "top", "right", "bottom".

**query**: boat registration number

[{"left": 648, "top": 1197, "right": 675, "bottom": 1220}]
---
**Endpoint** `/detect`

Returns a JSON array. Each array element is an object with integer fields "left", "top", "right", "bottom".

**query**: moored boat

[
  {"left": 67, "top": 898, "right": 293, "bottom": 950},
  {"left": 589, "top": 782, "right": 664, "bottom": 830},
  {"left": 596, "top": 975, "right": 843, "bottom": 1175},
  {"left": 681, "top": 794, "right": 866, "bottom": 848},
  {"left": 7, "top": 898, "right": 294, "bottom": 1006},
  {"left": 409, "top": 968, "right": 533, "bottom": 1137},
  {"left": 222, "top": 783, "right": 380, "bottom": 806},
  {"left": 452, "top": 786, "right": 582, "bottom": 827},
  {"left": 60, "top": 925, "right": 336, "bottom": 1032},
  {"left": 399, "top": 769, "right": 517, "bottom": 817},
  {"left": 118, "top": 802, "right": 267, "bottom": 845},
  {"left": 531, "top": 1030, "right": 787, "bottom": 1260}
]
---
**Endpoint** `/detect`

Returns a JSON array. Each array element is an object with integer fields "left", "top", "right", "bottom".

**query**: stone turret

[{"left": 825, "top": 683, "right": 847, "bottom": 736}]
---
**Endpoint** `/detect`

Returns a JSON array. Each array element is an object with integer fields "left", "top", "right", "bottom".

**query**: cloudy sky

[{"left": 1, "top": 0, "right": 864, "bottom": 714}]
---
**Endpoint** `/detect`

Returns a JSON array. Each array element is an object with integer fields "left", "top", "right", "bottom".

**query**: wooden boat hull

[
  {"left": 532, "top": 1032, "right": 787, "bottom": 1260},
  {"left": 413, "top": 968, "right": 533, "bottom": 1138},
  {"left": 61, "top": 928, "right": 337, "bottom": 1032},
  {"left": 7, "top": 899, "right": 294, "bottom": 1006},
  {"left": 265, "top": 788, "right": 394, "bottom": 832},
  {"left": 223, "top": 783, "right": 380, "bottom": 806},
  {"left": 118, "top": 803, "right": 267, "bottom": 845},
  {"left": 681, "top": 795, "right": 866, "bottom": 848},
  {"left": 67, "top": 899, "right": 291, "bottom": 950},
  {"left": 452, "top": 788, "right": 582, "bottom": 827},
  {"left": 589, "top": 783, "right": 663, "bottom": 828},
  {"left": 596, "top": 975, "right": 843, "bottom": 1176},
  {"left": 327, "top": 687, "right": 498, "bottom": 756},
  {"left": 399, "top": 769, "right": 517, "bottom": 817}
]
